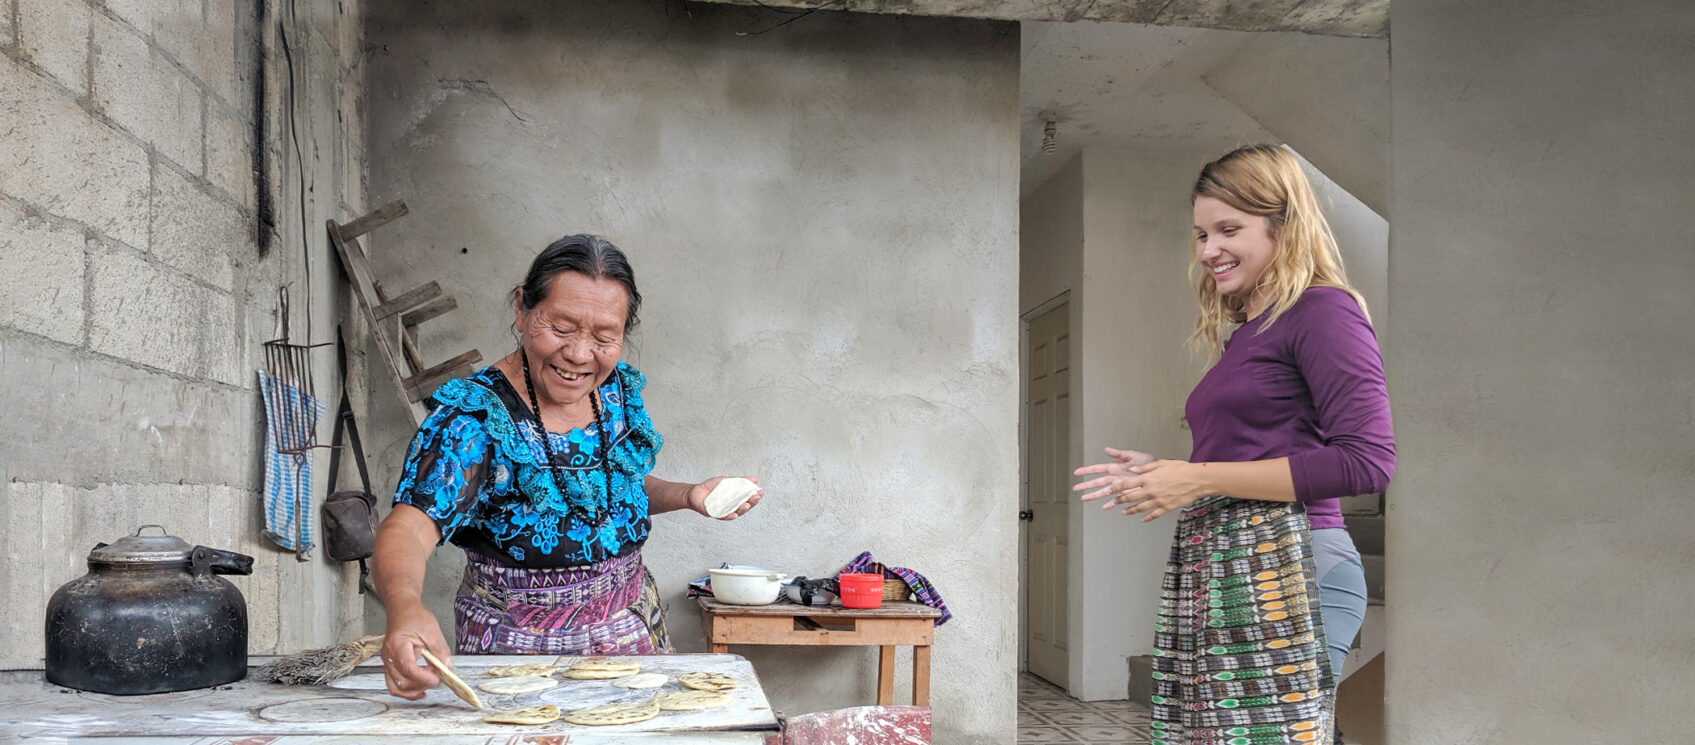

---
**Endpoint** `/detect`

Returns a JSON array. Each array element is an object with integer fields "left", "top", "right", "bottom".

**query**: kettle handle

[{"left": 191, "top": 546, "right": 256, "bottom": 577}]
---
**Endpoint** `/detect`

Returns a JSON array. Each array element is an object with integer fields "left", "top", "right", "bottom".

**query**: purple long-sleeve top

[{"left": 1184, "top": 286, "right": 1395, "bottom": 531}]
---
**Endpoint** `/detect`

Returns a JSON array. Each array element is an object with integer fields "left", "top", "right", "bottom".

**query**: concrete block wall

[{"left": 0, "top": 0, "right": 368, "bottom": 668}]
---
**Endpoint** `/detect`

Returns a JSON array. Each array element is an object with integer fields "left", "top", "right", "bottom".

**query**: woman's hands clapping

[{"left": 1073, "top": 447, "right": 1211, "bottom": 523}]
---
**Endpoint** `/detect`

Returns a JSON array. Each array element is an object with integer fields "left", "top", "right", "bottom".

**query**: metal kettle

[{"left": 45, "top": 525, "right": 255, "bottom": 695}]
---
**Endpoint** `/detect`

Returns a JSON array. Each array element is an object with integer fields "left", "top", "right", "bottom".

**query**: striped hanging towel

[{"left": 258, "top": 370, "right": 325, "bottom": 554}]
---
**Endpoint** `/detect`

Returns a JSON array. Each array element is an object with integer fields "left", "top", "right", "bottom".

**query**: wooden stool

[{"left": 696, "top": 597, "right": 940, "bottom": 707}]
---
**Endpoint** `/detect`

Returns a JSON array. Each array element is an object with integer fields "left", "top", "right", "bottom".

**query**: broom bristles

[{"left": 260, "top": 634, "right": 386, "bottom": 685}]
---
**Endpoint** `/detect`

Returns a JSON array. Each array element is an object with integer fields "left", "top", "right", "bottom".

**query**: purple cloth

[
  {"left": 1184, "top": 287, "right": 1395, "bottom": 531},
  {"left": 838, "top": 551, "right": 952, "bottom": 626}
]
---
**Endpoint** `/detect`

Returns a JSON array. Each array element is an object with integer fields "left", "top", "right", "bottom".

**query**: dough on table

[
  {"left": 612, "top": 673, "right": 668, "bottom": 689},
  {"left": 677, "top": 672, "right": 739, "bottom": 692},
  {"left": 486, "top": 662, "right": 559, "bottom": 678},
  {"left": 562, "top": 657, "right": 641, "bottom": 679},
  {"left": 563, "top": 698, "right": 661, "bottom": 726},
  {"left": 657, "top": 689, "right": 731, "bottom": 711},
  {"left": 478, "top": 675, "right": 560, "bottom": 694},
  {"left": 484, "top": 705, "right": 560, "bottom": 725}
]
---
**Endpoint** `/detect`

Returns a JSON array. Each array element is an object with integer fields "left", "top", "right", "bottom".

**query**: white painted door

[{"left": 1023, "top": 303, "right": 1070, "bottom": 687}]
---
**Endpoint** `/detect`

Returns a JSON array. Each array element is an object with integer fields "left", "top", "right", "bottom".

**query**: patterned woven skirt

[
  {"left": 1150, "top": 496, "right": 1335, "bottom": 745},
  {"left": 455, "top": 549, "right": 672, "bottom": 656}
]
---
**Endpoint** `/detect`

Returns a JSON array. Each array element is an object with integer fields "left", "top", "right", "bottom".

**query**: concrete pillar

[{"left": 1387, "top": 1, "right": 1695, "bottom": 741}]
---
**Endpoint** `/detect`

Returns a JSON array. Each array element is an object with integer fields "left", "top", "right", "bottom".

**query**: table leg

[
  {"left": 711, "top": 643, "right": 729, "bottom": 653},
  {"left": 877, "top": 645, "right": 895, "bottom": 706},
  {"left": 912, "top": 644, "right": 931, "bottom": 707}
]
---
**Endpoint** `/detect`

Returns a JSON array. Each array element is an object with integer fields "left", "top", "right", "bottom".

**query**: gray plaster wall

[
  {"left": 360, "top": 1, "right": 1020, "bottom": 740},
  {"left": 1296, "top": 151, "right": 1386, "bottom": 320},
  {"left": 1202, "top": 35, "right": 1388, "bottom": 215},
  {"left": 1387, "top": 1, "right": 1695, "bottom": 740},
  {"left": 0, "top": 0, "right": 369, "bottom": 667},
  {"left": 1020, "top": 154, "right": 1084, "bottom": 317}
]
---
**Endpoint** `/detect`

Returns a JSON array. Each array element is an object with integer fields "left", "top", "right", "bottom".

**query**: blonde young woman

[{"left": 1074, "top": 145, "right": 1394, "bottom": 745}]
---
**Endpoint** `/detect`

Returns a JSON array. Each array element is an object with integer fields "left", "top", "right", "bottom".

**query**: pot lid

[
  {"left": 708, "top": 566, "right": 786, "bottom": 579},
  {"left": 88, "top": 525, "right": 195, "bottom": 565}
]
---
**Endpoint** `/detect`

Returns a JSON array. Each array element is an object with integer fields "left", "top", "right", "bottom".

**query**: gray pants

[{"left": 1310, "top": 527, "right": 1369, "bottom": 686}]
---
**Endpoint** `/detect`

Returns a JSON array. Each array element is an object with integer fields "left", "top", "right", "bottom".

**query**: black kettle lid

[{"left": 89, "top": 525, "right": 195, "bottom": 565}]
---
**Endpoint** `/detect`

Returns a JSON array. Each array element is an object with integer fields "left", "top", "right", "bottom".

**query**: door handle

[{"left": 1018, "top": 510, "right": 1034, "bottom": 521}]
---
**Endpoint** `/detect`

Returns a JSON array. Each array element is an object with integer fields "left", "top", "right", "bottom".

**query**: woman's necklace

[{"left": 520, "top": 350, "right": 614, "bottom": 528}]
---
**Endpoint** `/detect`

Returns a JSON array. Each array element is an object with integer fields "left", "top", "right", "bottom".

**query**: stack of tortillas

[
  {"left": 563, "top": 697, "right": 662, "bottom": 726},
  {"left": 562, "top": 657, "right": 642, "bottom": 680}
]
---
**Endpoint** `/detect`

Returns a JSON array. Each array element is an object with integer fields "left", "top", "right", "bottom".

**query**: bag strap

[
  {"left": 327, "top": 325, "right": 373, "bottom": 498},
  {"left": 329, "top": 326, "right": 378, "bottom": 595}
]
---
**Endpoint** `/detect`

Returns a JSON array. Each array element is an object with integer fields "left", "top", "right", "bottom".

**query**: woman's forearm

[
  {"left": 373, "top": 505, "right": 440, "bottom": 609},
  {"left": 1192, "top": 457, "right": 1298, "bottom": 502},
  {"left": 644, "top": 475, "right": 695, "bottom": 515}
]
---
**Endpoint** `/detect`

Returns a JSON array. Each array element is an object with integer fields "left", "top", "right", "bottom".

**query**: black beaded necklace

[{"left": 520, "top": 349, "right": 616, "bottom": 528}]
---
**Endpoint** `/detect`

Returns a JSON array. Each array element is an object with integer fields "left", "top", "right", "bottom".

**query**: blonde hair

[{"left": 1187, "top": 145, "right": 1368, "bottom": 359}]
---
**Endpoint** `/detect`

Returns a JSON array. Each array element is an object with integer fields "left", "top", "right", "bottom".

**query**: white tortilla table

[{"left": 0, "top": 653, "right": 778, "bottom": 744}]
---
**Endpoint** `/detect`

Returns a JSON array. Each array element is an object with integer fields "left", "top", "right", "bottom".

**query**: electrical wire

[
  {"left": 278, "top": 0, "right": 313, "bottom": 345},
  {"left": 737, "top": 0, "right": 846, "bottom": 35}
]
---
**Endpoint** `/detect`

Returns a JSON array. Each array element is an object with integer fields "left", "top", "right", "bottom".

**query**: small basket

[{"left": 881, "top": 577, "right": 911, "bottom": 601}]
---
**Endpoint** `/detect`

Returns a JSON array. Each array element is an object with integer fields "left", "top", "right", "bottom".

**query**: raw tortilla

[
  {"left": 704, "top": 477, "right": 759, "bottom": 518},
  {"left": 478, "top": 675, "right": 560, "bottom": 694},
  {"left": 484, "top": 705, "right": 560, "bottom": 725},
  {"left": 612, "top": 673, "right": 668, "bottom": 689}
]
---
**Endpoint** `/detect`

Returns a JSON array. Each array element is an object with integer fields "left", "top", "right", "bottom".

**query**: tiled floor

[{"left": 1018, "top": 672, "right": 1152, "bottom": 744}]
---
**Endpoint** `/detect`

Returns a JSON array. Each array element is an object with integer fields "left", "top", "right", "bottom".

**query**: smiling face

[
  {"left": 515, "top": 271, "right": 630, "bottom": 411},
  {"left": 1193, "top": 195, "right": 1278, "bottom": 312}
]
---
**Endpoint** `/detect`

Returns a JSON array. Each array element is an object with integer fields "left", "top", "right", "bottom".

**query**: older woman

[{"left": 374, "top": 235, "right": 761, "bottom": 700}]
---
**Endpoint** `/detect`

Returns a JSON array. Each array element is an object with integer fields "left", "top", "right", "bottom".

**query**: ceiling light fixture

[{"left": 1039, "top": 110, "right": 1059, "bottom": 155}]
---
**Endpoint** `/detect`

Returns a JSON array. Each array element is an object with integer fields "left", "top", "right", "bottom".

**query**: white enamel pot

[{"left": 709, "top": 566, "right": 787, "bottom": 605}]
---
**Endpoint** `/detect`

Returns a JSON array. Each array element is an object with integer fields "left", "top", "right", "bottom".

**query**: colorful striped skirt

[
  {"left": 1150, "top": 497, "right": 1335, "bottom": 745},
  {"left": 454, "top": 549, "right": 672, "bottom": 656}
]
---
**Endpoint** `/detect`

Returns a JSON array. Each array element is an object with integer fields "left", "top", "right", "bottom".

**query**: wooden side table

[{"left": 695, "top": 596, "right": 941, "bottom": 707}]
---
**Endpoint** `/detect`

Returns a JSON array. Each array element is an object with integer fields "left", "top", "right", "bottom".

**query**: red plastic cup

[{"left": 838, "top": 573, "right": 884, "bottom": 609}]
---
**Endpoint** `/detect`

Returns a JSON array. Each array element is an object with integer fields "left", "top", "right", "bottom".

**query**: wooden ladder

[{"left": 328, "top": 201, "right": 481, "bottom": 423}]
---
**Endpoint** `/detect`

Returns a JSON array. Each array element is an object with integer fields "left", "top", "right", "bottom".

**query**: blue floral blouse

[{"left": 392, "top": 362, "right": 664, "bottom": 568}]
